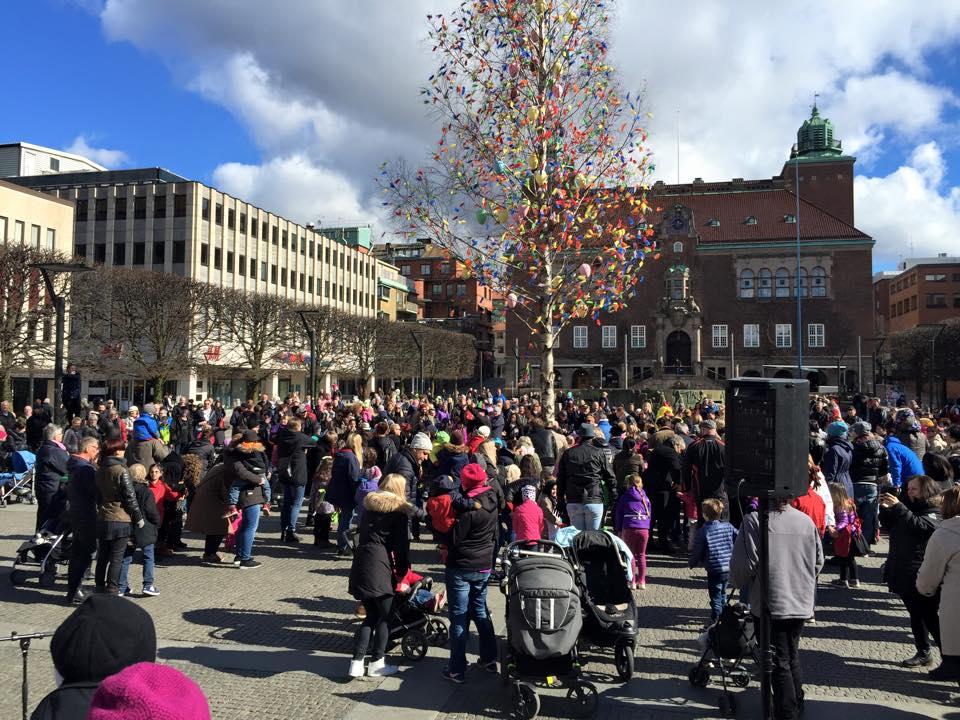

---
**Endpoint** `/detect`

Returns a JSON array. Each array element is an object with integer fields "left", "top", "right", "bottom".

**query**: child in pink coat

[{"left": 512, "top": 485, "right": 544, "bottom": 542}]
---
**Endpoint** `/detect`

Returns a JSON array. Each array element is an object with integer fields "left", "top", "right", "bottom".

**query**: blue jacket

[
  {"left": 884, "top": 436, "right": 923, "bottom": 489},
  {"left": 822, "top": 437, "right": 854, "bottom": 498},
  {"left": 690, "top": 520, "right": 738, "bottom": 577},
  {"left": 597, "top": 418, "right": 612, "bottom": 441},
  {"left": 133, "top": 415, "right": 160, "bottom": 441}
]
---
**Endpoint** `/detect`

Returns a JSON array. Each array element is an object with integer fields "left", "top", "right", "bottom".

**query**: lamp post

[
  {"left": 296, "top": 309, "right": 319, "bottom": 403},
  {"left": 29, "top": 262, "right": 93, "bottom": 425},
  {"left": 865, "top": 336, "right": 886, "bottom": 396},
  {"left": 410, "top": 330, "right": 426, "bottom": 396},
  {"left": 917, "top": 323, "right": 946, "bottom": 409}
]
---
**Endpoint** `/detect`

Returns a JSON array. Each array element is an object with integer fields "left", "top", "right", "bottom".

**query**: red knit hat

[
  {"left": 87, "top": 662, "right": 210, "bottom": 720},
  {"left": 460, "top": 463, "right": 487, "bottom": 495}
]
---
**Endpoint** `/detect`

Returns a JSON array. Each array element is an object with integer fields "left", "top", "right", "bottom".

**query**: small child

[
  {"left": 512, "top": 485, "right": 545, "bottom": 542},
  {"left": 310, "top": 456, "right": 334, "bottom": 547},
  {"left": 354, "top": 465, "right": 383, "bottom": 528},
  {"left": 426, "top": 474, "right": 479, "bottom": 562},
  {"left": 829, "top": 482, "right": 860, "bottom": 588},
  {"left": 538, "top": 480, "right": 562, "bottom": 540},
  {"left": 147, "top": 464, "right": 181, "bottom": 558},
  {"left": 613, "top": 473, "right": 652, "bottom": 590},
  {"left": 119, "top": 463, "right": 161, "bottom": 597},
  {"left": 689, "top": 498, "right": 738, "bottom": 625}
]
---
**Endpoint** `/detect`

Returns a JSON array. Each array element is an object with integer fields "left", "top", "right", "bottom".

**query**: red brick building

[{"left": 507, "top": 106, "right": 875, "bottom": 393}]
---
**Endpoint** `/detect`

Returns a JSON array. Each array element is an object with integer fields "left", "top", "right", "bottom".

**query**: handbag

[{"left": 851, "top": 518, "right": 869, "bottom": 557}]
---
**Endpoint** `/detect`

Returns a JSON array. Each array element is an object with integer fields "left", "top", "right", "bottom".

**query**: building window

[
  {"left": 282, "top": 230, "right": 288, "bottom": 249},
  {"left": 170, "top": 194, "right": 185, "bottom": 218},
  {"left": 50, "top": 157, "right": 60, "bottom": 171},
  {"left": 340, "top": 285, "right": 345, "bottom": 301},
  {"left": 457, "top": 282, "right": 466, "bottom": 297},
  {"left": 151, "top": 241, "right": 164, "bottom": 266},
  {"left": 573, "top": 325, "right": 588, "bottom": 349},
  {"left": 113, "top": 243, "right": 126, "bottom": 266},
  {"left": 630, "top": 325, "right": 646, "bottom": 348},
  {"left": 309, "top": 240, "right": 315, "bottom": 258},
  {"left": 94, "top": 243, "right": 106, "bottom": 264},
  {"left": 953, "top": 293, "right": 960, "bottom": 308},
  {"left": 712, "top": 324, "right": 729, "bottom": 348},
  {"left": 758, "top": 268, "right": 772, "bottom": 298},
  {"left": 75, "top": 199, "right": 88, "bottom": 221},
  {"left": 215, "top": 203, "right": 223, "bottom": 225},
  {"left": 133, "top": 242, "right": 145, "bottom": 265},
  {"left": 707, "top": 366, "right": 728, "bottom": 381},
  {"left": 673, "top": 241, "right": 683, "bottom": 253},
  {"left": 739, "top": 269, "right": 755, "bottom": 298},
  {"left": 324, "top": 246, "right": 330, "bottom": 263},
  {"left": 172, "top": 241, "right": 185, "bottom": 264},
  {"left": 261, "top": 262, "right": 267, "bottom": 281},
  {"left": 810, "top": 266, "right": 827, "bottom": 297},
  {"left": 213, "top": 248, "right": 222, "bottom": 270},
  {"left": 431, "top": 283, "right": 441, "bottom": 296},
  {"left": 280, "top": 268, "right": 287, "bottom": 286},
  {"left": 95, "top": 199, "right": 107, "bottom": 221},
  {"left": 134, "top": 196, "right": 146, "bottom": 219},
  {"left": 226, "top": 251, "right": 234, "bottom": 273},
  {"left": 926, "top": 293, "right": 946, "bottom": 308},
  {"left": 238, "top": 212, "right": 246, "bottom": 234},
  {"left": 200, "top": 244, "right": 209, "bottom": 266},
  {"left": 237, "top": 254, "right": 245, "bottom": 274},
  {"left": 808, "top": 323, "right": 825, "bottom": 348},
  {"left": 227, "top": 208, "right": 235, "bottom": 230},
  {"left": 201, "top": 198, "right": 210, "bottom": 220},
  {"left": 775, "top": 267, "right": 790, "bottom": 297},
  {"left": 601, "top": 325, "right": 617, "bottom": 349},
  {"left": 271, "top": 226, "right": 278, "bottom": 245},
  {"left": 421, "top": 263, "right": 432, "bottom": 275},
  {"left": 250, "top": 217, "right": 257, "bottom": 238},
  {"left": 325, "top": 281, "right": 330, "bottom": 298},
  {"left": 400, "top": 265, "right": 411, "bottom": 276},
  {"left": 291, "top": 235, "right": 297, "bottom": 253},
  {"left": 775, "top": 323, "right": 792, "bottom": 348},
  {"left": 301, "top": 237, "right": 306, "bottom": 256},
  {"left": 271, "top": 265, "right": 278, "bottom": 284},
  {"left": 115, "top": 198, "right": 127, "bottom": 221},
  {"left": 794, "top": 267, "right": 809, "bottom": 297},
  {"left": 74, "top": 243, "right": 86, "bottom": 259},
  {"left": 925, "top": 274, "right": 947, "bottom": 282},
  {"left": 743, "top": 324, "right": 760, "bottom": 348},
  {"left": 153, "top": 195, "right": 166, "bottom": 219}
]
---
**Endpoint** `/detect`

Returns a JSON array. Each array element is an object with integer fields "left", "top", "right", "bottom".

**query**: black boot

[
  {"left": 902, "top": 651, "right": 933, "bottom": 668},
  {"left": 314, "top": 515, "right": 332, "bottom": 547}
]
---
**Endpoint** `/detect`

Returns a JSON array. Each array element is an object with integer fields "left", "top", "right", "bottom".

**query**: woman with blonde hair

[{"left": 347, "top": 472, "right": 423, "bottom": 679}]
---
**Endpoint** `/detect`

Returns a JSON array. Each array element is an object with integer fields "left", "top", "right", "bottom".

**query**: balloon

[
  {"left": 508, "top": 62, "right": 519, "bottom": 77},
  {"left": 494, "top": 207, "right": 509, "bottom": 224},
  {"left": 579, "top": 263, "right": 592, "bottom": 277},
  {"left": 476, "top": 209, "right": 489, "bottom": 224},
  {"left": 507, "top": 292, "right": 518, "bottom": 308}
]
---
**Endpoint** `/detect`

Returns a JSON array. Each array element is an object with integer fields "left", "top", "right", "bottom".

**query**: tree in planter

[
  {"left": 70, "top": 266, "right": 221, "bottom": 401},
  {"left": 0, "top": 244, "right": 69, "bottom": 402},
  {"left": 380, "top": 0, "right": 656, "bottom": 421}
]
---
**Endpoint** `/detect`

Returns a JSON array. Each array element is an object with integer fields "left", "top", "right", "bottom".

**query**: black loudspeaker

[{"left": 724, "top": 377, "right": 810, "bottom": 499}]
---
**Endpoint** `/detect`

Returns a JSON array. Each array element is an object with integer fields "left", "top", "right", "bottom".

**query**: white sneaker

[
  {"left": 367, "top": 658, "right": 399, "bottom": 677},
  {"left": 348, "top": 660, "right": 366, "bottom": 678}
]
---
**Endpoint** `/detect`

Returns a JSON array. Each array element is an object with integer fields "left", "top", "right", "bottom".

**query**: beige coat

[{"left": 916, "top": 515, "right": 960, "bottom": 655}]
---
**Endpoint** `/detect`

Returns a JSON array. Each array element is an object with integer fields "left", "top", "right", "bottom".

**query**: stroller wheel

[
  {"left": 509, "top": 681, "right": 539, "bottom": 720},
  {"left": 9, "top": 569, "right": 27, "bottom": 586},
  {"left": 614, "top": 641, "right": 634, "bottom": 682},
  {"left": 688, "top": 665, "right": 710, "bottom": 687},
  {"left": 38, "top": 569, "right": 57, "bottom": 588},
  {"left": 733, "top": 672, "right": 750, "bottom": 688},
  {"left": 400, "top": 629, "right": 428, "bottom": 661},
  {"left": 567, "top": 680, "right": 599, "bottom": 718},
  {"left": 425, "top": 618, "right": 448, "bottom": 646},
  {"left": 718, "top": 692, "right": 736, "bottom": 717}
]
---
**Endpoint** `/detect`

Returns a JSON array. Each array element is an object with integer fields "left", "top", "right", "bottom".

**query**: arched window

[
  {"left": 667, "top": 267, "right": 688, "bottom": 300},
  {"left": 739, "top": 268, "right": 755, "bottom": 298},
  {"left": 811, "top": 266, "right": 827, "bottom": 297},
  {"left": 673, "top": 241, "right": 683, "bottom": 253},
  {"left": 757, "top": 268, "right": 772, "bottom": 298},
  {"left": 775, "top": 267, "right": 790, "bottom": 298},
  {"left": 794, "top": 267, "right": 809, "bottom": 297}
]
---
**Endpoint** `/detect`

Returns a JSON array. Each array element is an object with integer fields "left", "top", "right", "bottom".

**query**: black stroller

[
  {"left": 385, "top": 576, "right": 449, "bottom": 661},
  {"left": 687, "top": 593, "right": 757, "bottom": 717},
  {"left": 499, "top": 540, "right": 598, "bottom": 720},
  {"left": 10, "top": 500, "right": 72, "bottom": 588},
  {"left": 568, "top": 530, "right": 638, "bottom": 681}
]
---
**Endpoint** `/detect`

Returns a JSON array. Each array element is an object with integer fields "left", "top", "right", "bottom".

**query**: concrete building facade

[{"left": 0, "top": 142, "right": 106, "bottom": 178}]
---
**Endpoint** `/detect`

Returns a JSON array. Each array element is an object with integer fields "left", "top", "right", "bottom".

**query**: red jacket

[
  {"left": 149, "top": 481, "right": 181, "bottom": 525},
  {"left": 427, "top": 494, "right": 456, "bottom": 534},
  {"left": 512, "top": 500, "right": 545, "bottom": 542},
  {"left": 790, "top": 487, "right": 826, "bottom": 536}
]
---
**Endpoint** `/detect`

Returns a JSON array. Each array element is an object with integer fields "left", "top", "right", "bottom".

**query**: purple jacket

[{"left": 613, "top": 486, "right": 652, "bottom": 532}]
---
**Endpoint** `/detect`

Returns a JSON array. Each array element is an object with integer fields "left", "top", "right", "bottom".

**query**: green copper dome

[{"left": 792, "top": 104, "right": 843, "bottom": 158}]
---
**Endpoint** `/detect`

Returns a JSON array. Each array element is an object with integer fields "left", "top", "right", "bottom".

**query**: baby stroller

[
  {"left": 499, "top": 540, "right": 598, "bottom": 720},
  {"left": 568, "top": 530, "right": 638, "bottom": 681},
  {"left": 10, "top": 506, "right": 72, "bottom": 588},
  {"left": 687, "top": 593, "right": 757, "bottom": 717},
  {"left": 0, "top": 450, "right": 36, "bottom": 507},
  {"left": 386, "top": 575, "right": 449, "bottom": 661}
]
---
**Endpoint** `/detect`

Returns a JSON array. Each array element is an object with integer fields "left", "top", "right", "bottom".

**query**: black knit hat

[{"left": 50, "top": 595, "right": 157, "bottom": 683}]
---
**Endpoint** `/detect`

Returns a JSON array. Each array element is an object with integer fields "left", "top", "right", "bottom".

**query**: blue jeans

[
  {"left": 281, "top": 483, "right": 306, "bottom": 532},
  {"left": 445, "top": 568, "right": 497, "bottom": 676},
  {"left": 567, "top": 502, "right": 604, "bottom": 530},
  {"left": 235, "top": 504, "right": 261, "bottom": 562},
  {"left": 337, "top": 503, "right": 355, "bottom": 552},
  {"left": 853, "top": 482, "right": 879, "bottom": 545},
  {"left": 707, "top": 572, "right": 728, "bottom": 623},
  {"left": 119, "top": 543, "right": 155, "bottom": 591}
]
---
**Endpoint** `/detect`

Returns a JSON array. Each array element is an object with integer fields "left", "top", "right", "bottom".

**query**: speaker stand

[{"left": 758, "top": 493, "right": 773, "bottom": 720}]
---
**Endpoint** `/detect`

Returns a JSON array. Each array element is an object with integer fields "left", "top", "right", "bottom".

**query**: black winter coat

[
  {"left": 328, "top": 448, "right": 362, "bottom": 508},
  {"left": 184, "top": 439, "right": 215, "bottom": 472},
  {"left": 29, "top": 681, "right": 99, "bottom": 720},
  {"left": 850, "top": 438, "right": 889, "bottom": 485},
  {"left": 446, "top": 487, "right": 499, "bottom": 570},
  {"left": 612, "top": 448, "right": 644, "bottom": 491},
  {"left": 274, "top": 427, "right": 315, "bottom": 486},
  {"left": 224, "top": 445, "right": 270, "bottom": 509},
  {"left": 372, "top": 434, "right": 396, "bottom": 471},
  {"left": 557, "top": 438, "right": 614, "bottom": 505},
  {"left": 529, "top": 427, "right": 557, "bottom": 466},
  {"left": 131, "top": 483, "right": 161, "bottom": 547},
  {"left": 349, "top": 490, "right": 412, "bottom": 600},
  {"left": 880, "top": 496, "right": 941, "bottom": 595},
  {"left": 644, "top": 443, "right": 682, "bottom": 494},
  {"left": 384, "top": 448, "right": 422, "bottom": 504},
  {"left": 35, "top": 441, "right": 70, "bottom": 500},
  {"left": 66, "top": 455, "right": 98, "bottom": 531},
  {"left": 683, "top": 436, "right": 726, "bottom": 501}
]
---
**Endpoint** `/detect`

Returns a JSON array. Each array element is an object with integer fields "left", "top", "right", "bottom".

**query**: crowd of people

[{"left": 3, "top": 386, "right": 960, "bottom": 720}]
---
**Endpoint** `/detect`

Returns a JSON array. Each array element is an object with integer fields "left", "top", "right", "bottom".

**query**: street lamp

[
  {"left": 918, "top": 323, "right": 946, "bottom": 408},
  {"left": 29, "top": 262, "right": 93, "bottom": 425},
  {"left": 296, "top": 309, "right": 320, "bottom": 402},
  {"left": 410, "top": 330, "right": 427, "bottom": 396}
]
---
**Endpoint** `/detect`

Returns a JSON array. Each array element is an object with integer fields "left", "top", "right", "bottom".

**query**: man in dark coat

[
  {"left": 371, "top": 422, "right": 396, "bottom": 472},
  {"left": 612, "top": 437, "right": 644, "bottom": 492},
  {"left": 35, "top": 424, "right": 70, "bottom": 532},
  {"left": 26, "top": 403, "right": 51, "bottom": 451},
  {"left": 385, "top": 432, "right": 431, "bottom": 541},
  {"left": 274, "top": 418, "right": 316, "bottom": 542},
  {"left": 556, "top": 423, "right": 614, "bottom": 531},
  {"left": 683, "top": 420, "right": 726, "bottom": 526},
  {"left": 645, "top": 435, "right": 684, "bottom": 552},
  {"left": 529, "top": 418, "right": 558, "bottom": 473},
  {"left": 65, "top": 437, "right": 100, "bottom": 604},
  {"left": 61, "top": 364, "right": 82, "bottom": 421}
]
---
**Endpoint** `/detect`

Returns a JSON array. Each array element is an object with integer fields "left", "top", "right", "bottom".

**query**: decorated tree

[{"left": 381, "top": 0, "right": 656, "bottom": 419}]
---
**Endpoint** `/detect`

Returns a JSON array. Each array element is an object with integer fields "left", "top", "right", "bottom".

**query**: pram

[
  {"left": 568, "top": 530, "right": 638, "bottom": 681},
  {"left": 10, "top": 508, "right": 72, "bottom": 588},
  {"left": 687, "top": 593, "right": 757, "bottom": 717},
  {"left": 385, "top": 575, "right": 449, "bottom": 661},
  {"left": 499, "top": 540, "right": 598, "bottom": 720},
  {"left": 0, "top": 451, "right": 36, "bottom": 507}
]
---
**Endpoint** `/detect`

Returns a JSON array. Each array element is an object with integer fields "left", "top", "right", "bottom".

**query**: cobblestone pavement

[{"left": 0, "top": 501, "right": 957, "bottom": 719}]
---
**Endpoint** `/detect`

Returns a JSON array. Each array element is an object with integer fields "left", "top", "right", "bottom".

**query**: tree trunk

[
  {"left": 0, "top": 369, "right": 10, "bottom": 404},
  {"left": 541, "top": 324, "right": 556, "bottom": 424},
  {"left": 246, "top": 378, "right": 258, "bottom": 401},
  {"left": 150, "top": 376, "right": 165, "bottom": 403}
]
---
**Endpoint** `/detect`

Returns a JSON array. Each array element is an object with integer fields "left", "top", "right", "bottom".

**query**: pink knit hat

[{"left": 87, "top": 662, "right": 210, "bottom": 720}]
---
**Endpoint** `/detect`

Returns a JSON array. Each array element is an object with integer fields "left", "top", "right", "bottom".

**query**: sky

[{"left": 3, "top": 0, "right": 960, "bottom": 271}]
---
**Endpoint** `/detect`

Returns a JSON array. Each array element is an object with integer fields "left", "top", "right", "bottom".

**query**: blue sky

[{"left": 3, "top": 1, "right": 960, "bottom": 271}]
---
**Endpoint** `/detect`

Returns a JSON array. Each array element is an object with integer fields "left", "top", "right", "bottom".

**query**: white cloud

[
  {"left": 855, "top": 142, "right": 960, "bottom": 268},
  {"left": 64, "top": 135, "right": 128, "bottom": 168}
]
